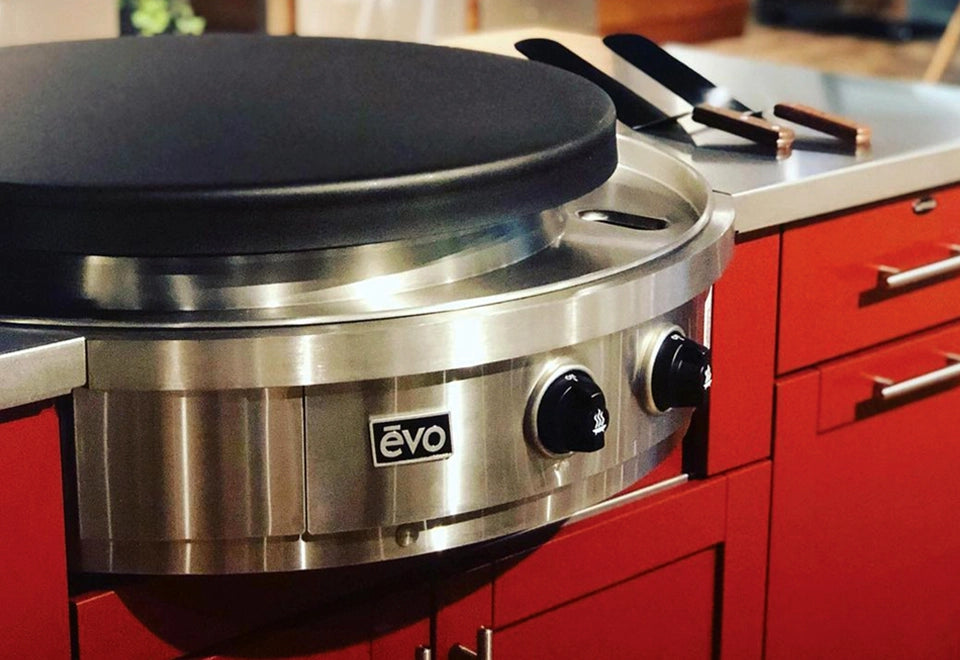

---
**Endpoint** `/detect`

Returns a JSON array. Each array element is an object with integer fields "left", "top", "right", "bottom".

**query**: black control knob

[
  {"left": 651, "top": 331, "right": 711, "bottom": 412},
  {"left": 536, "top": 370, "right": 608, "bottom": 454}
]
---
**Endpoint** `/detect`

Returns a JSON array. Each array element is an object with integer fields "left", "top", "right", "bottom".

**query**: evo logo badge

[{"left": 369, "top": 410, "right": 453, "bottom": 468}]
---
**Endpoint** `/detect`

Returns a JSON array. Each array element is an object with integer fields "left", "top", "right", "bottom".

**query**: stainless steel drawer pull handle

[
  {"left": 873, "top": 354, "right": 960, "bottom": 400},
  {"left": 912, "top": 196, "right": 938, "bottom": 214},
  {"left": 878, "top": 246, "right": 960, "bottom": 289},
  {"left": 416, "top": 646, "right": 432, "bottom": 660},
  {"left": 451, "top": 627, "right": 493, "bottom": 659}
]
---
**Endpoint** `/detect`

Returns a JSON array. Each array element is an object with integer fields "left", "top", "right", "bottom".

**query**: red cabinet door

[
  {"left": 0, "top": 404, "right": 71, "bottom": 660},
  {"left": 495, "top": 548, "right": 718, "bottom": 659},
  {"left": 767, "top": 365, "right": 960, "bottom": 658}
]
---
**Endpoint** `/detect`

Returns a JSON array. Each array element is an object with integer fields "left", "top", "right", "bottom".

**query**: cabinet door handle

[
  {"left": 878, "top": 246, "right": 960, "bottom": 289},
  {"left": 872, "top": 354, "right": 960, "bottom": 400},
  {"left": 415, "top": 646, "right": 433, "bottom": 660},
  {"left": 451, "top": 627, "right": 493, "bottom": 659}
]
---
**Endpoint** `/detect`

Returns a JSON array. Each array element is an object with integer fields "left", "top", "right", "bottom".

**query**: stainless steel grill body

[
  {"left": 6, "top": 137, "right": 732, "bottom": 574},
  {"left": 74, "top": 305, "right": 702, "bottom": 573}
]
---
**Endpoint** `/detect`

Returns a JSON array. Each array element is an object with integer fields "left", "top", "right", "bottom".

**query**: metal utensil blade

[
  {"left": 603, "top": 33, "right": 754, "bottom": 114},
  {"left": 515, "top": 38, "right": 679, "bottom": 131}
]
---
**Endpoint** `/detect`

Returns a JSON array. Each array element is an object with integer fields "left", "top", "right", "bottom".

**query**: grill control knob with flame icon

[
  {"left": 533, "top": 369, "right": 608, "bottom": 455},
  {"left": 641, "top": 328, "right": 712, "bottom": 413}
]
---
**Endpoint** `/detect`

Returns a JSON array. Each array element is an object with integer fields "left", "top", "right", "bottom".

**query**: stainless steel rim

[
  {"left": 80, "top": 210, "right": 731, "bottom": 390},
  {"left": 0, "top": 213, "right": 561, "bottom": 314}
]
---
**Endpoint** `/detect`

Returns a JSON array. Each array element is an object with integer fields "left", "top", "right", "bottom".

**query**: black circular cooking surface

[{"left": 0, "top": 36, "right": 616, "bottom": 256}]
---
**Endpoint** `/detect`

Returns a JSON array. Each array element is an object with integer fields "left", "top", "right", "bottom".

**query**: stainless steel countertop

[
  {"left": 446, "top": 29, "right": 960, "bottom": 233},
  {"left": 659, "top": 45, "right": 960, "bottom": 232},
  {"left": 0, "top": 329, "right": 85, "bottom": 409}
]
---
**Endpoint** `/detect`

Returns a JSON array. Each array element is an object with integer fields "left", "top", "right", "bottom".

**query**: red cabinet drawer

[
  {"left": 767, "top": 369, "right": 960, "bottom": 658},
  {"left": 495, "top": 548, "right": 717, "bottom": 660},
  {"left": 492, "top": 477, "right": 727, "bottom": 628},
  {"left": 779, "top": 185, "right": 960, "bottom": 372},
  {"left": 818, "top": 320, "right": 960, "bottom": 431}
]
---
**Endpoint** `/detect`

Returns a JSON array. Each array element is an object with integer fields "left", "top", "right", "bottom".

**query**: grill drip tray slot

[{"left": 578, "top": 209, "right": 670, "bottom": 231}]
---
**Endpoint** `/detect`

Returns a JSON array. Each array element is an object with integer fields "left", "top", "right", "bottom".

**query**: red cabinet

[
  {"left": 0, "top": 404, "right": 71, "bottom": 660},
  {"left": 703, "top": 232, "right": 779, "bottom": 475},
  {"left": 764, "top": 184, "right": 960, "bottom": 657},
  {"left": 492, "top": 479, "right": 727, "bottom": 629},
  {"left": 438, "top": 462, "right": 772, "bottom": 659},
  {"left": 767, "top": 362, "right": 960, "bottom": 658}
]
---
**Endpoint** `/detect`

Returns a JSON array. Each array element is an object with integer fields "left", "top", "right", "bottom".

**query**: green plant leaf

[
  {"left": 130, "top": 0, "right": 172, "bottom": 36},
  {"left": 175, "top": 15, "right": 206, "bottom": 35}
]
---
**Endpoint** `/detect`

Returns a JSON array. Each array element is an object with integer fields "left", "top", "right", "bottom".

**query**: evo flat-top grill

[{"left": 0, "top": 36, "right": 732, "bottom": 573}]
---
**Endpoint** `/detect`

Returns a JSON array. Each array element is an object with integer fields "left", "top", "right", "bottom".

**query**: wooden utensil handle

[
  {"left": 691, "top": 104, "right": 795, "bottom": 154},
  {"left": 773, "top": 103, "right": 871, "bottom": 147}
]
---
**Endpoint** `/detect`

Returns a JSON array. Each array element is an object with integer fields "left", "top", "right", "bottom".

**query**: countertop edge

[
  {"left": 729, "top": 145, "right": 960, "bottom": 234},
  {"left": 0, "top": 330, "right": 86, "bottom": 410}
]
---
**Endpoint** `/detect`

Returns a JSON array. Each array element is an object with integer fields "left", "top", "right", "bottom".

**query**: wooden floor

[{"left": 702, "top": 22, "right": 959, "bottom": 84}]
